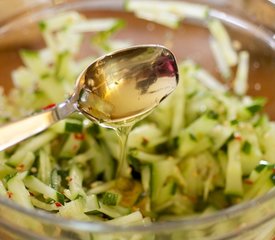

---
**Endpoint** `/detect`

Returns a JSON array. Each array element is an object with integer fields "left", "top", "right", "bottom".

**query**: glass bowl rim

[
  {"left": 1, "top": 188, "right": 275, "bottom": 233},
  {"left": 0, "top": 0, "right": 275, "bottom": 234}
]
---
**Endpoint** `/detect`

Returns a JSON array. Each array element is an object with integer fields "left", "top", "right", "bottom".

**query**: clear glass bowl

[{"left": 0, "top": 0, "right": 274, "bottom": 239}]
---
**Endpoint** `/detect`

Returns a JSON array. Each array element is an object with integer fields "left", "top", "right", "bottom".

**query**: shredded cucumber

[
  {"left": 126, "top": 0, "right": 209, "bottom": 20},
  {"left": 0, "top": 2, "right": 274, "bottom": 238},
  {"left": 7, "top": 172, "right": 33, "bottom": 209}
]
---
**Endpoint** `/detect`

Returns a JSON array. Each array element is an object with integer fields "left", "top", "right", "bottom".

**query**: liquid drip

[
  {"left": 115, "top": 125, "right": 133, "bottom": 178},
  {"left": 99, "top": 112, "right": 151, "bottom": 178},
  {"left": 76, "top": 46, "right": 178, "bottom": 177}
]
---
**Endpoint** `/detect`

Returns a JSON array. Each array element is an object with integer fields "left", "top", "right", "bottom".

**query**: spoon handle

[{"left": 0, "top": 101, "right": 75, "bottom": 151}]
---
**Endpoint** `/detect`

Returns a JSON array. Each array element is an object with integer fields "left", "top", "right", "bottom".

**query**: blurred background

[{"left": 0, "top": 0, "right": 274, "bottom": 31}]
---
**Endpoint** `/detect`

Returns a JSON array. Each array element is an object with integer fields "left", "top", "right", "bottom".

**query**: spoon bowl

[
  {"left": 73, "top": 45, "right": 178, "bottom": 126},
  {"left": 0, "top": 45, "right": 178, "bottom": 151}
]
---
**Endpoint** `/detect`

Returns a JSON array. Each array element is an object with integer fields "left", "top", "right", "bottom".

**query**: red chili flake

[
  {"left": 7, "top": 191, "right": 13, "bottom": 199},
  {"left": 234, "top": 133, "right": 242, "bottom": 141},
  {"left": 66, "top": 176, "right": 73, "bottom": 182},
  {"left": 42, "top": 103, "right": 56, "bottom": 110},
  {"left": 55, "top": 202, "right": 62, "bottom": 207},
  {"left": 74, "top": 133, "right": 85, "bottom": 140},
  {"left": 244, "top": 179, "right": 253, "bottom": 185},
  {"left": 187, "top": 195, "right": 197, "bottom": 203},
  {"left": 141, "top": 137, "right": 149, "bottom": 146},
  {"left": 16, "top": 164, "right": 25, "bottom": 172},
  {"left": 29, "top": 192, "right": 34, "bottom": 196},
  {"left": 272, "top": 169, "right": 275, "bottom": 174}
]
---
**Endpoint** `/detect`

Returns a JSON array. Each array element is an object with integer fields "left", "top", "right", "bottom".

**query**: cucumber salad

[{"left": 1, "top": 0, "right": 275, "bottom": 228}]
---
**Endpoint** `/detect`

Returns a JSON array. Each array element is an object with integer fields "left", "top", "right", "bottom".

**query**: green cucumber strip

[
  {"left": 72, "top": 18, "right": 124, "bottom": 32},
  {"left": 128, "top": 124, "right": 164, "bottom": 149},
  {"left": 239, "top": 125, "right": 262, "bottom": 175},
  {"left": 134, "top": 10, "right": 180, "bottom": 29},
  {"left": 7, "top": 174, "right": 33, "bottom": 209},
  {"left": 39, "top": 12, "right": 83, "bottom": 32},
  {"left": 87, "top": 181, "right": 115, "bottom": 195},
  {"left": 151, "top": 160, "right": 175, "bottom": 203},
  {"left": 180, "top": 156, "right": 203, "bottom": 197},
  {"left": 178, "top": 113, "right": 217, "bottom": 157},
  {"left": 225, "top": 140, "right": 243, "bottom": 196},
  {"left": 208, "top": 20, "right": 238, "bottom": 67},
  {"left": 244, "top": 167, "right": 271, "bottom": 200},
  {"left": 233, "top": 51, "right": 250, "bottom": 95},
  {"left": 37, "top": 149, "right": 52, "bottom": 185},
  {"left": 170, "top": 75, "right": 185, "bottom": 137},
  {"left": 126, "top": 0, "right": 209, "bottom": 20},
  {"left": 59, "top": 133, "right": 84, "bottom": 158},
  {"left": 141, "top": 165, "right": 150, "bottom": 193},
  {"left": 69, "top": 149, "right": 95, "bottom": 165},
  {"left": 91, "top": 19, "right": 126, "bottom": 51},
  {"left": 31, "top": 197, "right": 59, "bottom": 211},
  {"left": 130, "top": 150, "right": 167, "bottom": 163},
  {"left": 11, "top": 67, "right": 36, "bottom": 91},
  {"left": 59, "top": 198, "right": 89, "bottom": 221},
  {"left": 12, "top": 131, "right": 57, "bottom": 155},
  {"left": 7, "top": 151, "right": 35, "bottom": 172},
  {"left": 195, "top": 68, "right": 227, "bottom": 92},
  {"left": 0, "top": 163, "right": 16, "bottom": 180},
  {"left": 84, "top": 194, "right": 100, "bottom": 213},
  {"left": 54, "top": 51, "right": 72, "bottom": 81},
  {"left": 86, "top": 135, "right": 115, "bottom": 181},
  {"left": 245, "top": 97, "right": 266, "bottom": 115},
  {"left": 50, "top": 169, "right": 61, "bottom": 190},
  {"left": 107, "top": 211, "right": 144, "bottom": 225},
  {"left": 209, "top": 37, "right": 231, "bottom": 80},
  {"left": 98, "top": 202, "right": 130, "bottom": 218},
  {"left": 262, "top": 123, "right": 275, "bottom": 163},
  {"left": 24, "top": 175, "right": 64, "bottom": 203},
  {"left": 210, "top": 124, "right": 233, "bottom": 152},
  {"left": 153, "top": 179, "right": 177, "bottom": 206},
  {"left": 247, "top": 160, "right": 269, "bottom": 183},
  {"left": 68, "top": 164, "right": 86, "bottom": 199},
  {"left": 19, "top": 49, "right": 48, "bottom": 76},
  {"left": 38, "top": 76, "right": 66, "bottom": 103}
]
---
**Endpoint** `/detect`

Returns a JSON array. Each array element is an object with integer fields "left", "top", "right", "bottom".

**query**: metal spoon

[{"left": 0, "top": 45, "right": 179, "bottom": 151}]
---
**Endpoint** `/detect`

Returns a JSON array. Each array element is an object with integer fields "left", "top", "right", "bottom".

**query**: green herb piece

[
  {"left": 56, "top": 192, "right": 65, "bottom": 205},
  {"left": 189, "top": 133, "right": 197, "bottom": 142},
  {"left": 87, "top": 124, "right": 100, "bottom": 136},
  {"left": 102, "top": 192, "right": 119, "bottom": 206},
  {"left": 241, "top": 141, "right": 251, "bottom": 154},
  {"left": 230, "top": 119, "right": 238, "bottom": 125},
  {"left": 38, "top": 21, "right": 47, "bottom": 31},
  {"left": 255, "top": 163, "right": 268, "bottom": 173},
  {"left": 246, "top": 98, "right": 266, "bottom": 114},
  {"left": 65, "top": 122, "right": 83, "bottom": 133},
  {"left": 207, "top": 110, "right": 219, "bottom": 120}
]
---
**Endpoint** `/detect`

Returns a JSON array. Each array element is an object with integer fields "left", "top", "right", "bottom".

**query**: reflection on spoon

[{"left": 77, "top": 45, "right": 179, "bottom": 128}]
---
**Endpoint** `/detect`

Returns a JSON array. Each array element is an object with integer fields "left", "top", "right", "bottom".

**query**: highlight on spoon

[{"left": 75, "top": 45, "right": 179, "bottom": 124}]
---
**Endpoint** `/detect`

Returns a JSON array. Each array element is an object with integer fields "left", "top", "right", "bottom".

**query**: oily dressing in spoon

[{"left": 77, "top": 46, "right": 179, "bottom": 177}]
